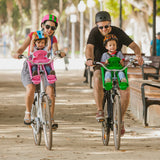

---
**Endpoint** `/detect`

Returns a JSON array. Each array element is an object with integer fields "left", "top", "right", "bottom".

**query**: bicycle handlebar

[{"left": 93, "top": 58, "right": 136, "bottom": 72}]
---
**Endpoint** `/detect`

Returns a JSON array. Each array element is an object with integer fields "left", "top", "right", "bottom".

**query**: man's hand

[
  {"left": 86, "top": 59, "right": 93, "bottom": 66},
  {"left": 135, "top": 55, "right": 143, "bottom": 66}
]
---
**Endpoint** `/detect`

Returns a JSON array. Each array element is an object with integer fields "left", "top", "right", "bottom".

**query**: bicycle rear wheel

[
  {"left": 113, "top": 94, "right": 122, "bottom": 150},
  {"left": 42, "top": 95, "right": 52, "bottom": 150},
  {"left": 102, "top": 94, "right": 110, "bottom": 146},
  {"left": 31, "top": 99, "right": 42, "bottom": 145}
]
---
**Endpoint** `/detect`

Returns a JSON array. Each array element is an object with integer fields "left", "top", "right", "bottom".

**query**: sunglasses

[
  {"left": 98, "top": 24, "right": 110, "bottom": 30},
  {"left": 45, "top": 24, "right": 56, "bottom": 31}
]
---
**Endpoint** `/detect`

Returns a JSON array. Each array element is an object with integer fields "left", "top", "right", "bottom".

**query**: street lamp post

[
  {"left": 119, "top": 0, "right": 122, "bottom": 28},
  {"left": 152, "top": 0, "right": 156, "bottom": 56},
  {"left": 65, "top": 6, "right": 71, "bottom": 48},
  {"left": 87, "top": 0, "right": 95, "bottom": 30},
  {"left": 70, "top": 4, "right": 77, "bottom": 59},
  {"left": 98, "top": 0, "right": 103, "bottom": 11},
  {"left": 78, "top": 0, "right": 86, "bottom": 59}
]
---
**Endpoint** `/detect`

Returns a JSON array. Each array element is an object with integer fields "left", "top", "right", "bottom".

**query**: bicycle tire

[
  {"left": 42, "top": 95, "right": 52, "bottom": 150},
  {"left": 102, "top": 93, "right": 110, "bottom": 146},
  {"left": 31, "top": 100, "right": 42, "bottom": 145},
  {"left": 113, "top": 94, "right": 122, "bottom": 150}
]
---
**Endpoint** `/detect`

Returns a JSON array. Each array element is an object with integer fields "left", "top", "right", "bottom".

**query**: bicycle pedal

[
  {"left": 98, "top": 119, "right": 105, "bottom": 122},
  {"left": 28, "top": 125, "right": 32, "bottom": 128}
]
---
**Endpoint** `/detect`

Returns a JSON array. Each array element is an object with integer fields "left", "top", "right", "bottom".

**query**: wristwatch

[{"left": 55, "top": 50, "right": 61, "bottom": 55}]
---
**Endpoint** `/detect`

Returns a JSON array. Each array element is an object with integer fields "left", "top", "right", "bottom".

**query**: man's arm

[
  {"left": 85, "top": 44, "right": 94, "bottom": 66},
  {"left": 128, "top": 41, "right": 143, "bottom": 65}
]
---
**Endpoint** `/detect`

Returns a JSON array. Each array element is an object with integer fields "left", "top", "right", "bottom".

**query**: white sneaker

[
  {"left": 121, "top": 78, "right": 127, "bottom": 82},
  {"left": 105, "top": 78, "right": 111, "bottom": 83}
]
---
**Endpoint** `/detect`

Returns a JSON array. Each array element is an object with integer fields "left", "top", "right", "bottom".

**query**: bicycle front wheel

[
  {"left": 113, "top": 94, "right": 122, "bottom": 150},
  {"left": 41, "top": 95, "right": 52, "bottom": 150},
  {"left": 102, "top": 100, "right": 110, "bottom": 146},
  {"left": 31, "top": 100, "right": 42, "bottom": 146}
]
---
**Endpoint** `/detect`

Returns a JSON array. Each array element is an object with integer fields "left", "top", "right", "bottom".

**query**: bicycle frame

[{"left": 34, "top": 64, "right": 48, "bottom": 127}]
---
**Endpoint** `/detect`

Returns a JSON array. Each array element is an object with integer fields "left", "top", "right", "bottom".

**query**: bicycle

[
  {"left": 19, "top": 50, "right": 59, "bottom": 150},
  {"left": 94, "top": 57, "right": 135, "bottom": 150}
]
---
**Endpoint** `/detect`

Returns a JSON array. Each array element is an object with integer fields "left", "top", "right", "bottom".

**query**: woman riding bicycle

[{"left": 13, "top": 14, "right": 65, "bottom": 129}]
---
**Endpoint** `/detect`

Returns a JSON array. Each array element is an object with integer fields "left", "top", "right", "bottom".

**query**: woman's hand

[
  {"left": 60, "top": 51, "right": 66, "bottom": 58},
  {"left": 12, "top": 53, "right": 22, "bottom": 59}
]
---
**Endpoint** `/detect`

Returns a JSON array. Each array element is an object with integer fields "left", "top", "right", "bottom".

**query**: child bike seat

[{"left": 32, "top": 50, "right": 50, "bottom": 63}]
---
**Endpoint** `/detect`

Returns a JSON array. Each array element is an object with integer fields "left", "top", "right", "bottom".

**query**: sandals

[
  {"left": 51, "top": 119, "right": 58, "bottom": 130},
  {"left": 24, "top": 111, "right": 32, "bottom": 125}
]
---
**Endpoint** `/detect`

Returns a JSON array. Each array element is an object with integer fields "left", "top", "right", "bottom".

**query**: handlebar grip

[
  {"left": 18, "top": 55, "right": 24, "bottom": 59},
  {"left": 93, "top": 61, "right": 97, "bottom": 65}
]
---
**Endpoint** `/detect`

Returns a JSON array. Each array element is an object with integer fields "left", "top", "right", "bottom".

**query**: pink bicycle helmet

[{"left": 41, "top": 14, "right": 58, "bottom": 27}]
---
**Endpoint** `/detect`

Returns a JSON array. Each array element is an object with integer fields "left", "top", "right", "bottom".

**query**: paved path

[{"left": 0, "top": 70, "right": 160, "bottom": 160}]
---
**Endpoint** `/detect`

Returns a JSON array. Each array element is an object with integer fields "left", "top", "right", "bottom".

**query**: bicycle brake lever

[{"left": 18, "top": 55, "right": 24, "bottom": 59}]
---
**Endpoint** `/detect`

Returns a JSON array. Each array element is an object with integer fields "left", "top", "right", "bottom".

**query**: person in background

[
  {"left": 150, "top": 32, "right": 160, "bottom": 56},
  {"left": 63, "top": 45, "right": 69, "bottom": 71}
]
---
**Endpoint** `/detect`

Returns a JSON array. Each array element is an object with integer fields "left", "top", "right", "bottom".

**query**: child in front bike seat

[
  {"left": 101, "top": 34, "right": 127, "bottom": 83},
  {"left": 30, "top": 30, "right": 55, "bottom": 76}
]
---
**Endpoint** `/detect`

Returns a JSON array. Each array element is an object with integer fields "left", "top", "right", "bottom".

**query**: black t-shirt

[{"left": 87, "top": 26, "right": 133, "bottom": 61}]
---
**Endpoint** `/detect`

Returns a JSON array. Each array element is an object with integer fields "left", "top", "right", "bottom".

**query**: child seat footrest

[
  {"left": 32, "top": 75, "right": 41, "bottom": 84},
  {"left": 47, "top": 75, "right": 57, "bottom": 84}
]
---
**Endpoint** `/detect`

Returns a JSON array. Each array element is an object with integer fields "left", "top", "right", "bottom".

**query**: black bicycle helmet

[
  {"left": 103, "top": 34, "right": 118, "bottom": 46},
  {"left": 95, "top": 11, "right": 111, "bottom": 23}
]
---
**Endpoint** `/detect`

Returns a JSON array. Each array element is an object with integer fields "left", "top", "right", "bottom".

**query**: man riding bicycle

[{"left": 85, "top": 11, "right": 143, "bottom": 136}]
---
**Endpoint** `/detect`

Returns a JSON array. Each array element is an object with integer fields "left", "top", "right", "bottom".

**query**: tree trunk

[{"left": 30, "top": 0, "right": 39, "bottom": 31}]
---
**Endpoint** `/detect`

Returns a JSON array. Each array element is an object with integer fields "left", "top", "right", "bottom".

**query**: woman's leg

[{"left": 24, "top": 84, "right": 35, "bottom": 124}]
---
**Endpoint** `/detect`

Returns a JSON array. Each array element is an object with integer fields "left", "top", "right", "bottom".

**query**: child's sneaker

[
  {"left": 32, "top": 71, "right": 38, "bottom": 76},
  {"left": 50, "top": 70, "right": 55, "bottom": 75},
  {"left": 121, "top": 78, "right": 127, "bottom": 82},
  {"left": 105, "top": 78, "right": 111, "bottom": 83}
]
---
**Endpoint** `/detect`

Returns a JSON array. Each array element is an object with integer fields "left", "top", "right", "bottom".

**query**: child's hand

[
  {"left": 120, "top": 60, "right": 124, "bottom": 66},
  {"left": 105, "top": 60, "right": 108, "bottom": 65}
]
